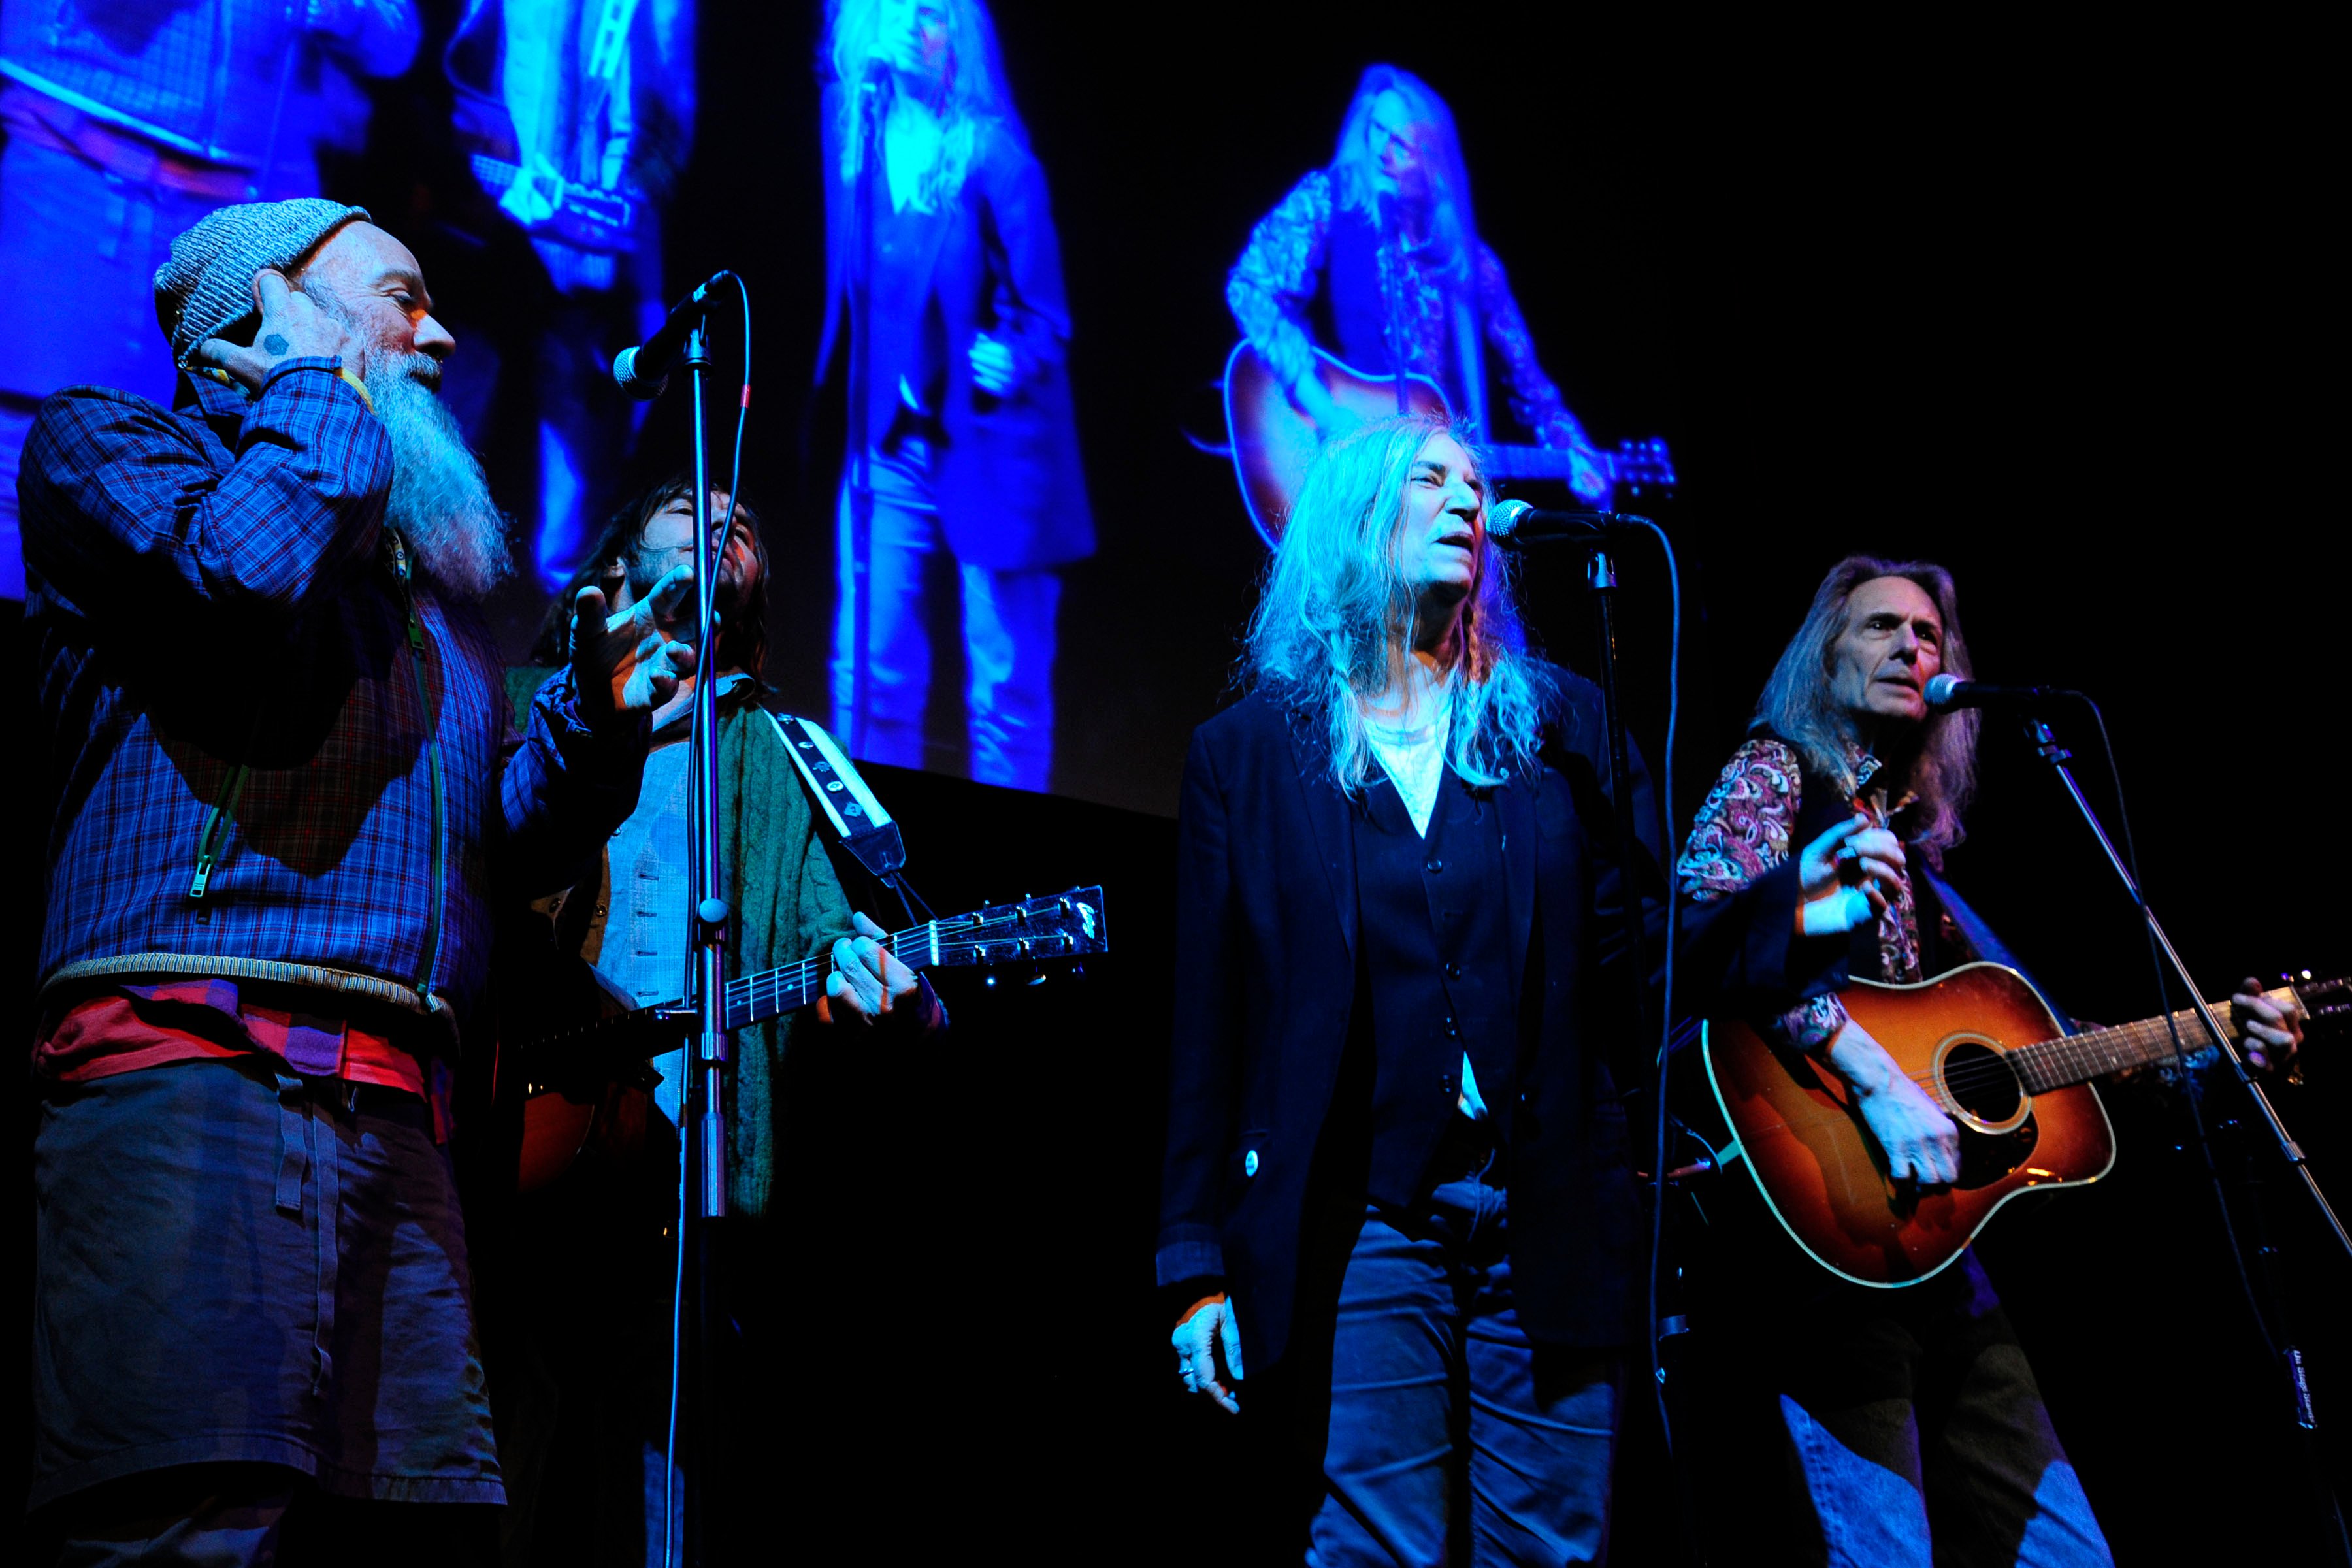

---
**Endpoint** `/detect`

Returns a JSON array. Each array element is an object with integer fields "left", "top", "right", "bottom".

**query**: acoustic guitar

[
  {"left": 1701, "top": 964, "right": 2345, "bottom": 1287},
  {"left": 505, "top": 887, "right": 1109, "bottom": 1192},
  {"left": 1222, "top": 341, "right": 1678, "bottom": 546}
]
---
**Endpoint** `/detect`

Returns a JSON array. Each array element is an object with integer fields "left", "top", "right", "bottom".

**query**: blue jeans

[
  {"left": 1306, "top": 1176, "right": 1621, "bottom": 1567},
  {"left": 1692, "top": 1254, "right": 2114, "bottom": 1568},
  {"left": 1775, "top": 1345, "right": 2112, "bottom": 1568},
  {"left": 832, "top": 447, "right": 1062, "bottom": 791}
]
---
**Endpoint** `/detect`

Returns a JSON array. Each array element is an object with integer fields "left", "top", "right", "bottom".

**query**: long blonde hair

[
  {"left": 824, "top": 0, "right": 1019, "bottom": 212},
  {"left": 1245, "top": 415, "right": 1552, "bottom": 792}
]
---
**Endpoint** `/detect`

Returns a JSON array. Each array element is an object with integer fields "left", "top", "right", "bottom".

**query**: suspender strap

[{"left": 765, "top": 711, "right": 907, "bottom": 881}]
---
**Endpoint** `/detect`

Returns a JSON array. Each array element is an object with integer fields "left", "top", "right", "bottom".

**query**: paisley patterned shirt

[
  {"left": 1226, "top": 169, "right": 1595, "bottom": 453},
  {"left": 1678, "top": 737, "right": 1924, "bottom": 1050}
]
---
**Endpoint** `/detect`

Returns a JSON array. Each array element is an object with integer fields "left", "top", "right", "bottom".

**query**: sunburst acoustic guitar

[{"left": 1701, "top": 964, "right": 2345, "bottom": 1287}]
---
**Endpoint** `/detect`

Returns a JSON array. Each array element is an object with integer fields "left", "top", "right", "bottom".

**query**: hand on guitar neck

[{"left": 815, "top": 910, "right": 943, "bottom": 1032}]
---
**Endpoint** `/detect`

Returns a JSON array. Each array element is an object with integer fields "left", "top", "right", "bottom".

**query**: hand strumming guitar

[
  {"left": 1791, "top": 814, "right": 1961, "bottom": 1185},
  {"left": 1289, "top": 369, "right": 1360, "bottom": 443},
  {"left": 1825, "top": 1019, "right": 1962, "bottom": 1187}
]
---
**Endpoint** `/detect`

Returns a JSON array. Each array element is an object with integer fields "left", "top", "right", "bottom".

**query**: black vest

[{"left": 1350, "top": 768, "right": 1516, "bottom": 1205}]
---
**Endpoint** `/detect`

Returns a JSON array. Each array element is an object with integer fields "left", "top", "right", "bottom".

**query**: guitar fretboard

[
  {"left": 721, "top": 894, "right": 1102, "bottom": 1030},
  {"left": 2008, "top": 993, "right": 2273, "bottom": 1094},
  {"left": 723, "top": 922, "right": 947, "bottom": 1028}
]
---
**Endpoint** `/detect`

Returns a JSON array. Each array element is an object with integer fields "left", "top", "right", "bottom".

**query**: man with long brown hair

[
  {"left": 1676, "top": 555, "right": 2305, "bottom": 1565},
  {"left": 492, "top": 475, "right": 943, "bottom": 1565}
]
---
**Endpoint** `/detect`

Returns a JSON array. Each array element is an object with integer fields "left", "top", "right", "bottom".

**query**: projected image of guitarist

[
  {"left": 1674, "top": 556, "right": 2308, "bottom": 1567},
  {"left": 1226, "top": 65, "right": 1614, "bottom": 497}
]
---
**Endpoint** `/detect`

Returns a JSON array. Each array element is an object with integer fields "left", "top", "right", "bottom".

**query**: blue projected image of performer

[
  {"left": 819, "top": 0, "right": 1094, "bottom": 794},
  {"left": 446, "top": 0, "right": 698, "bottom": 585},
  {"left": 0, "top": 0, "right": 421, "bottom": 602},
  {"left": 1228, "top": 64, "right": 1613, "bottom": 505}
]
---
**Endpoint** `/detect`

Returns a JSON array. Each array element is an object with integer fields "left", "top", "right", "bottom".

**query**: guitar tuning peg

[
  {"left": 983, "top": 972, "right": 999, "bottom": 990},
  {"left": 1024, "top": 962, "right": 1048, "bottom": 987}
]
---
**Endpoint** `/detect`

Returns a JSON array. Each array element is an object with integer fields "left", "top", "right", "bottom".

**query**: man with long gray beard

[{"left": 18, "top": 199, "right": 696, "bottom": 1564}]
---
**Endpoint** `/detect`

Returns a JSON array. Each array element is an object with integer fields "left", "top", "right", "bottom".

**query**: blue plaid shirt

[{"left": 22, "top": 358, "right": 646, "bottom": 1039}]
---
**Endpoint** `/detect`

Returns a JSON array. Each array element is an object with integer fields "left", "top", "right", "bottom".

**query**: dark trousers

[
  {"left": 1301, "top": 1169, "right": 1622, "bottom": 1567},
  {"left": 29, "top": 1463, "right": 497, "bottom": 1567},
  {"left": 31, "top": 1058, "right": 503, "bottom": 1524}
]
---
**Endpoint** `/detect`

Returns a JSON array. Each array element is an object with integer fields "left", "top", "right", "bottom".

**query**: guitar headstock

[
  {"left": 934, "top": 887, "right": 1109, "bottom": 970},
  {"left": 1611, "top": 436, "right": 1678, "bottom": 495},
  {"left": 2284, "top": 970, "right": 2351, "bottom": 1036}
]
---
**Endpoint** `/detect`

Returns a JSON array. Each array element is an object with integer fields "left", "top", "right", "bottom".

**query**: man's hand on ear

[{"left": 195, "top": 269, "right": 355, "bottom": 393}]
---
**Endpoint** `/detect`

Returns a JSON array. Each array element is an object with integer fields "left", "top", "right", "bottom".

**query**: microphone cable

[
  {"left": 1621, "top": 515, "right": 1709, "bottom": 1567},
  {"left": 662, "top": 269, "right": 754, "bottom": 1568}
]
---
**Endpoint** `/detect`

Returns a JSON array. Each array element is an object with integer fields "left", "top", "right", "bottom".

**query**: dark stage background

[{"left": 14, "top": 3, "right": 2347, "bottom": 1562}]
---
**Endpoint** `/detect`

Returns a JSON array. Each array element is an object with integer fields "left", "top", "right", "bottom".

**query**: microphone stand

[
  {"left": 2027, "top": 715, "right": 2351, "bottom": 1561},
  {"left": 1585, "top": 539, "right": 1708, "bottom": 1567},
  {"left": 668, "top": 311, "right": 730, "bottom": 1567},
  {"left": 845, "top": 82, "right": 881, "bottom": 758}
]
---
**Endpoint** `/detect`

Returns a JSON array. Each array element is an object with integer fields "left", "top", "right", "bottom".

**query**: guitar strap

[
  {"left": 1917, "top": 864, "right": 2079, "bottom": 1035},
  {"left": 763, "top": 710, "right": 908, "bottom": 882}
]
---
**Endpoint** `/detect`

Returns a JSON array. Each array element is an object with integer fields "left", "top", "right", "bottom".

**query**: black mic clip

[
  {"left": 1921, "top": 674, "right": 2077, "bottom": 713},
  {"left": 612, "top": 272, "right": 733, "bottom": 401},
  {"left": 1486, "top": 499, "right": 1655, "bottom": 550}
]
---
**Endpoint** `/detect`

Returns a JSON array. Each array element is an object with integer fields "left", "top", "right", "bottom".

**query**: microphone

[
  {"left": 1486, "top": 499, "right": 1647, "bottom": 549},
  {"left": 612, "top": 272, "right": 732, "bottom": 400},
  {"left": 1923, "top": 674, "right": 2072, "bottom": 711}
]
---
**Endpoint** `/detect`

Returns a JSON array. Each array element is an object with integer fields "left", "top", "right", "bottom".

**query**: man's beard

[{"left": 365, "top": 355, "right": 514, "bottom": 600}]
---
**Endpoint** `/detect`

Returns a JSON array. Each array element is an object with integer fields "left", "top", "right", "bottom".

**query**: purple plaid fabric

[{"left": 22, "top": 358, "right": 645, "bottom": 1038}]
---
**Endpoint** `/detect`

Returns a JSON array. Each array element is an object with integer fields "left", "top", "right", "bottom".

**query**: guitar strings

[
  {"left": 1764, "top": 1003, "right": 2249, "bottom": 1107},
  {"left": 723, "top": 929, "right": 1081, "bottom": 1017},
  {"left": 1872, "top": 1013, "right": 2241, "bottom": 1103}
]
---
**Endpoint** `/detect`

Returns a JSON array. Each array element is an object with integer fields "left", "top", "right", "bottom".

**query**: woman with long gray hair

[
  {"left": 1157, "top": 415, "right": 1886, "bottom": 1562},
  {"left": 1226, "top": 63, "right": 1613, "bottom": 504},
  {"left": 815, "top": 0, "right": 1092, "bottom": 793}
]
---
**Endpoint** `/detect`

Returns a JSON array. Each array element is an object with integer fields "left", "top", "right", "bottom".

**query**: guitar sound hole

[
  {"left": 1940, "top": 1041, "right": 2023, "bottom": 1126},
  {"left": 1938, "top": 1040, "right": 2038, "bottom": 1190}
]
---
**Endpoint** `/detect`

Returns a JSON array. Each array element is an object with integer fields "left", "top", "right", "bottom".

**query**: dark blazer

[
  {"left": 1156, "top": 675, "right": 1835, "bottom": 1372},
  {"left": 817, "top": 86, "right": 1094, "bottom": 572}
]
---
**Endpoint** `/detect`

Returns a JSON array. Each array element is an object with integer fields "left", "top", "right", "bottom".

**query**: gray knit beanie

[{"left": 153, "top": 199, "right": 372, "bottom": 368}]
